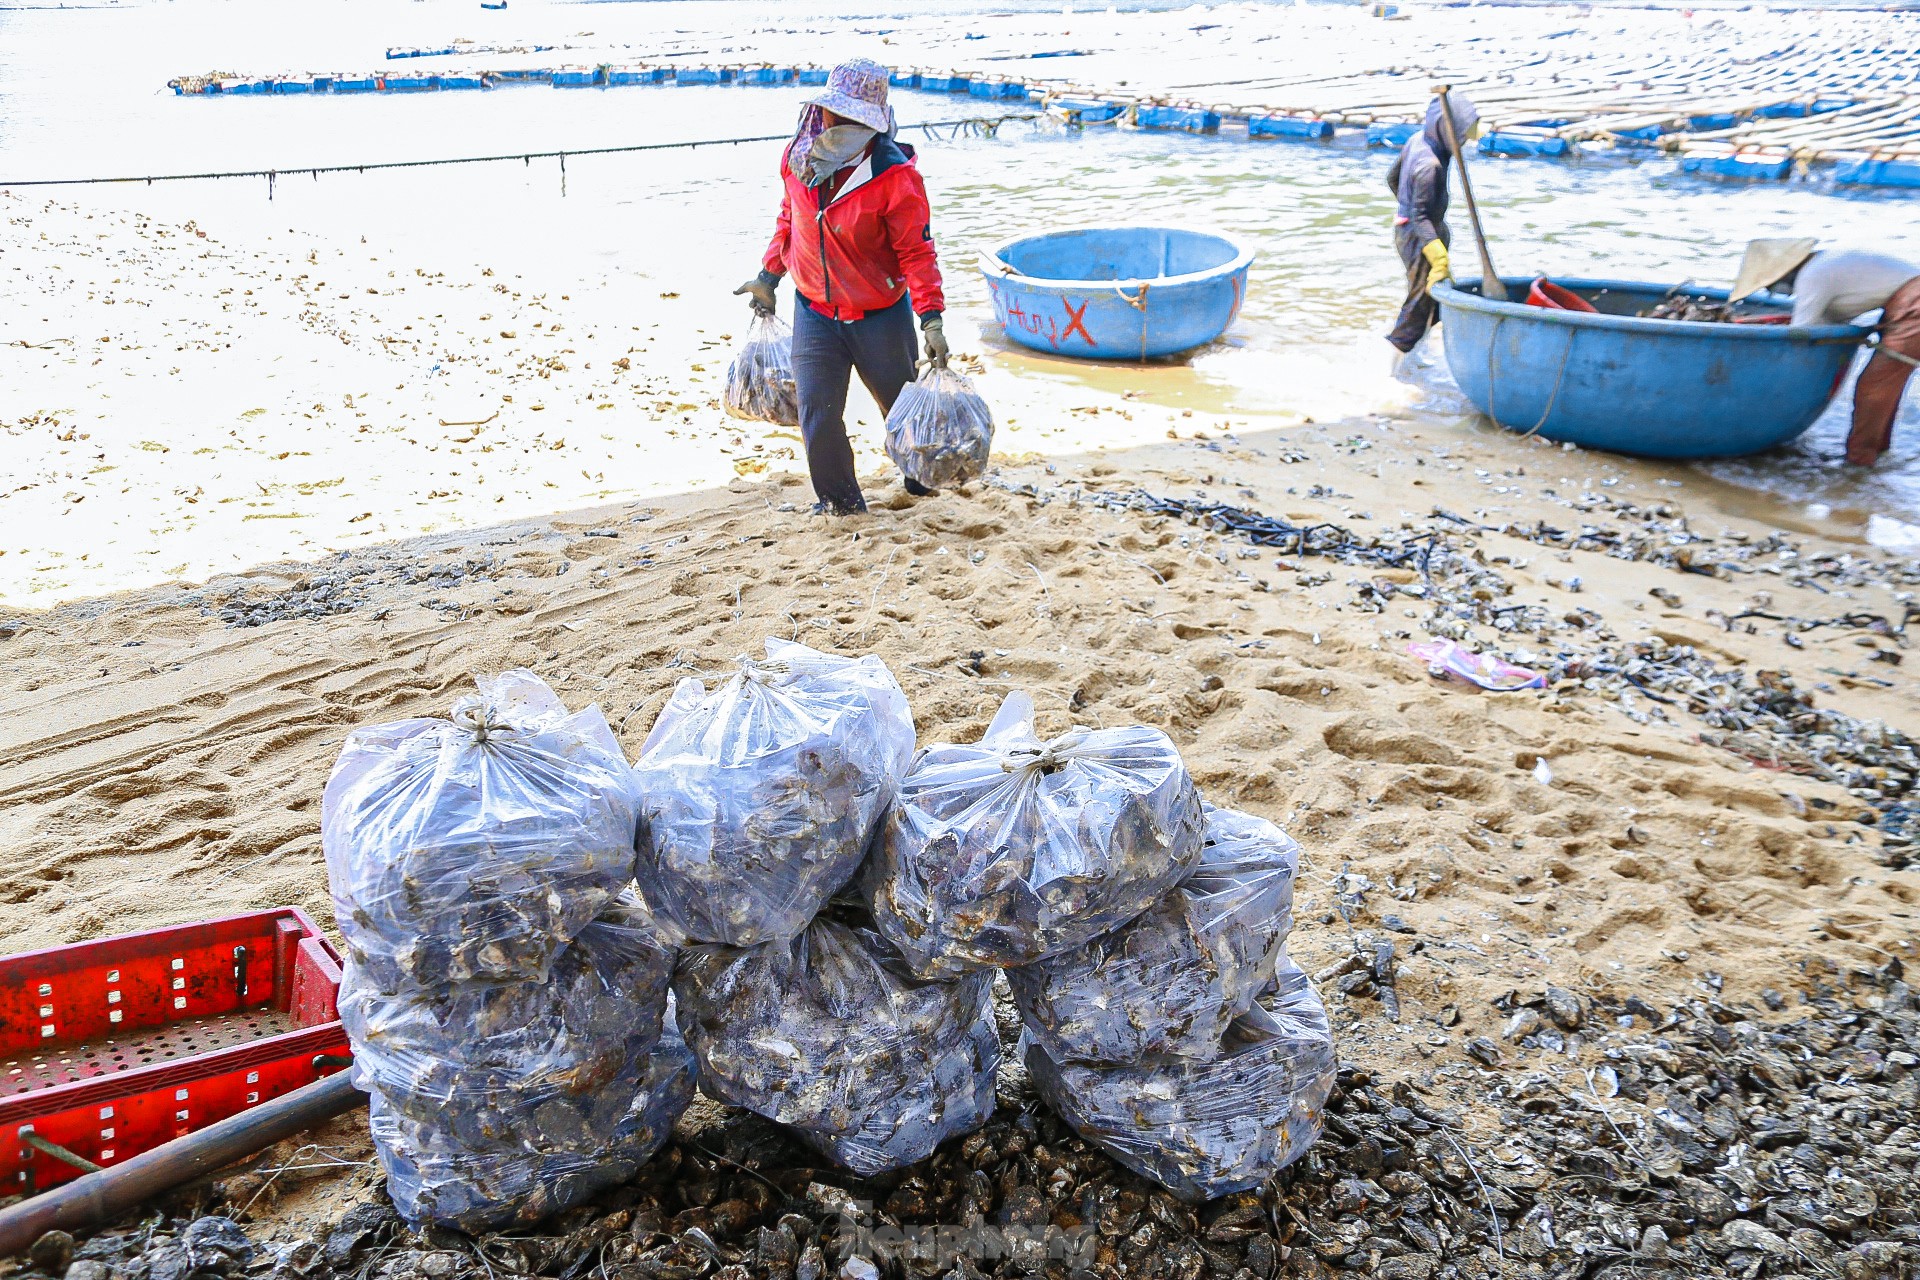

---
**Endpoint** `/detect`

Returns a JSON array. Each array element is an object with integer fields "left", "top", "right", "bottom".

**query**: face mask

[{"left": 804, "top": 124, "right": 877, "bottom": 186}]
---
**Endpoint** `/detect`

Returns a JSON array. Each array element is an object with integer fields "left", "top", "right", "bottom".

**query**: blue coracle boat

[
  {"left": 1431, "top": 277, "right": 1868, "bottom": 458},
  {"left": 980, "top": 227, "right": 1253, "bottom": 360}
]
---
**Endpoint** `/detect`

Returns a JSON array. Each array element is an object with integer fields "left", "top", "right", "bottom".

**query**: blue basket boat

[
  {"left": 1431, "top": 276, "right": 1868, "bottom": 458},
  {"left": 980, "top": 227, "right": 1253, "bottom": 360}
]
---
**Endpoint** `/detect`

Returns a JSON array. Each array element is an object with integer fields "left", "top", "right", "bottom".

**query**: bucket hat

[
  {"left": 1730, "top": 237, "right": 1817, "bottom": 302},
  {"left": 805, "top": 58, "right": 895, "bottom": 135}
]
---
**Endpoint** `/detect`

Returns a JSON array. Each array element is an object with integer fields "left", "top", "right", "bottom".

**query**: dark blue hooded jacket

[{"left": 1387, "top": 95, "right": 1479, "bottom": 250}]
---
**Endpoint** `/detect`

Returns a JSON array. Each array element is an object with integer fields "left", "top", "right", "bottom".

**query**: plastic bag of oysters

[
  {"left": 338, "top": 894, "right": 673, "bottom": 1148},
  {"left": 1009, "top": 804, "right": 1299, "bottom": 1064},
  {"left": 1024, "top": 961, "right": 1336, "bottom": 1202},
  {"left": 883, "top": 365, "right": 994, "bottom": 489},
  {"left": 723, "top": 312, "right": 800, "bottom": 426},
  {"left": 864, "top": 690, "right": 1203, "bottom": 980},
  {"left": 371, "top": 1023, "right": 696, "bottom": 1232},
  {"left": 633, "top": 639, "right": 915, "bottom": 947},
  {"left": 322, "top": 670, "right": 639, "bottom": 990},
  {"left": 672, "top": 904, "right": 999, "bottom": 1175}
]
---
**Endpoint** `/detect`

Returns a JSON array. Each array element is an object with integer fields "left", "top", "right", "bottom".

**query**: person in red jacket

[{"left": 735, "top": 58, "right": 948, "bottom": 515}]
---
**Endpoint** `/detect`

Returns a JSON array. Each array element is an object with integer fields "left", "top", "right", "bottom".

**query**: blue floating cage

[
  {"left": 552, "top": 67, "right": 604, "bottom": 87},
  {"left": 438, "top": 73, "right": 487, "bottom": 90},
  {"left": 332, "top": 75, "right": 377, "bottom": 93},
  {"left": 1834, "top": 157, "right": 1920, "bottom": 188},
  {"left": 673, "top": 67, "right": 722, "bottom": 85},
  {"left": 385, "top": 73, "right": 437, "bottom": 91}
]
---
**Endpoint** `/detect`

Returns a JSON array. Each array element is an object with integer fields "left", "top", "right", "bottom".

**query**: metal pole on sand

[
  {"left": 1432, "top": 84, "right": 1508, "bottom": 303},
  {"left": 0, "top": 1071, "right": 366, "bottom": 1259}
]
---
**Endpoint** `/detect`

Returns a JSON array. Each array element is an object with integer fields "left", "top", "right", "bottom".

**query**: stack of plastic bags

[
  {"left": 642, "top": 641, "right": 1001, "bottom": 1173},
  {"left": 1011, "top": 806, "right": 1336, "bottom": 1201},
  {"left": 861, "top": 693, "right": 1333, "bottom": 1198},
  {"left": 323, "top": 672, "right": 693, "bottom": 1232}
]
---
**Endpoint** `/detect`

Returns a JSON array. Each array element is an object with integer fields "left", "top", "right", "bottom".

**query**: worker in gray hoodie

[{"left": 1386, "top": 93, "right": 1479, "bottom": 354}]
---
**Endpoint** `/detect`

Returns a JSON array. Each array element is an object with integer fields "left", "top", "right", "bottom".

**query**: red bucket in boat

[{"left": 1526, "top": 278, "right": 1599, "bottom": 312}]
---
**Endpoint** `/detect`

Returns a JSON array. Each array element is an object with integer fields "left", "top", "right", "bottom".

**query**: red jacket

[{"left": 762, "top": 135, "right": 945, "bottom": 322}]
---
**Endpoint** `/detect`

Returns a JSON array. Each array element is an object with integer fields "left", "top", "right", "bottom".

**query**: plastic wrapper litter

[
  {"left": 371, "top": 1022, "right": 696, "bottom": 1232},
  {"left": 884, "top": 366, "right": 994, "bottom": 489},
  {"left": 322, "top": 670, "right": 640, "bottom": 990},
  {"left": 724, "top": 313, "right": 800, "bottom": 426},
  {"left": 864, "top": 691, "right": 1204, "bottom": 980},
  {"left": 339, "top": 895, "right": 673, "bottom": 1146},
  {"left": 633, "top": 639, "right": 915, "bottom": 947},
  {"left": 1024, "top": 962, "right": 1336, "bottom": 1201},
  {"left": 1008, "top": 804, "right": 1299, "bottom": 1064},
  {"left": 673, "top": 907, "right": 1000, "bottom": 1175}
]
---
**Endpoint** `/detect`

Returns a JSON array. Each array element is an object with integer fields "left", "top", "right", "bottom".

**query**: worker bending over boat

[
  {"left": 736, "top": 58, "right": 949, "bottom": 515},
  {"left": 1386, "top": 93, "right": 1479, "bottom": 357},
  {"left": 1731, "top": 239, "right": 1920, "bottom": 467}
]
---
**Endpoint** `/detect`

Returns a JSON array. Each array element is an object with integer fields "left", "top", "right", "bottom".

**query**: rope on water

[{"left": 0, "top": 113, "right": 1042, "bottom": 189}]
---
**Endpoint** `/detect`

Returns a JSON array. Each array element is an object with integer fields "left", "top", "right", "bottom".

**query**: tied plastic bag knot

[
  {"left": 884, "top": 366, "right": 994, "bottom": 489},
  {"left": 999, "top": 729, "right": 1092, "bottom": 775},
  {"left": 724, "top": 313, "right": 800, "bottom": 426},
  {"left": 448, "top": 694, "right": 525, "bottom": 747}
]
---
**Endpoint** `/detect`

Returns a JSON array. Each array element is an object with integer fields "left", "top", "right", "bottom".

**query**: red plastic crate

[{"left": 1, "top": 908, "right": 350, "bottom": 1195}]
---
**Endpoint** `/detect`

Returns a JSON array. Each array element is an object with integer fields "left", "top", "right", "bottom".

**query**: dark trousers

[
  {"left": 1388, "top": 223, "right": 1450, "bottom": 353},
  {"left": 792, "top": 293, "right": 918, "bottom": 513},
  {"left": 1847, "top": 274, "right": 1920, "bottom": 466}
]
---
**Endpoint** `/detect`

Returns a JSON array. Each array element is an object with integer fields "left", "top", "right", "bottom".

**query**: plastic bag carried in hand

[
  {"left": 1024, "top": 962, "right": 1335, "bottom": 1202},
  {"left": 724, "top": 313, "right": 800, "bottom": 426},
  {"left": 1009, "top": 805, "right": 1299, "bottom": 1064},
  {"left": 339, "top": 895, "right": 673, "bottom": 1147},
  {"left": 865, "top": 691, "right": 1203, "bottom": 980},
  {"left": 322, "top": 671, "right": 639, "bottom": 990},
  {"left": 634, "top": 639, "right": 915, "bottom": 947},
  {"left": 884, "top": 366, "right": 993, "bottom": 489},
  {"left": 372, "top": 1023, "right": 696, "bottom": 1232},
  {"left": 673, "top": 907, "right": 999, "bottom": 1176}
]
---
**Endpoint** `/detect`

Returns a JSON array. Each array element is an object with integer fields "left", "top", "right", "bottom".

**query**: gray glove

[
  {"left": 735, "top": 272, "right": 779, "bottom": 316},
  {"left": 921, "top": 314, "right": 950, "bottom": 368}
]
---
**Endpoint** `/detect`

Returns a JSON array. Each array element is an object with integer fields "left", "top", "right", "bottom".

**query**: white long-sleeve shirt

[{"left": 1790, "top": 250, "right": 1919, "bottom": 327}]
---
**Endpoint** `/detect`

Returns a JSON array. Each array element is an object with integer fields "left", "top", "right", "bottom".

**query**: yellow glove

[{"left": 1421, "top": 239, "right": 1451, "bottom": 283}]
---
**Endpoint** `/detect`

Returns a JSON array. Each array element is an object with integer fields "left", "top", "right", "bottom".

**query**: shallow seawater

[{"left": 3, "top": 0, "right": 1919, "bottom": 585}]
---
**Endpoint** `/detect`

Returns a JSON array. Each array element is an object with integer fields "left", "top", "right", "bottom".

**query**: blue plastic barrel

[
  {"left": 271, "top": 77, "right": 314, "bottom": 94},
  {"left": 980, "top": 226, "right": 1253, "bottom": 360},
  {"left": 438, "top": 73, "right": 486, "bottom": 90},
  {"left": 1249, "top": 114, "right": 1334, "bottom": 140},
  {"left": 333, "top": 75, "right": 377, "bottom": 93},
  {"left": 1834, "top": 158, "right": 1920, "bottom": 188},
  {"left": 1366, "top": 121, "right": 1420, "bottom": 147},
  {"left": 737, "top": 67, "right": 793, "bottom": 85},
  {"left": 1688, "top": 112, "right": 1740, "bottom": 130},
  {"left": 1680, "top": 153, "right": 1791, "bottom": 180},
  {"left": 674, "top": 67, "right": 722, "bottom": 85},
  {"left": 1479, "top": 131, "right": 1568, "bottom": 157},
  {"left": 920, "top": 74, "right": 969, "bottom": 92},
  {"left": 1431, "top": 277, "right": 1866, "bottom": 458},
  {"left": 1133, "top": 105, "right": 1219, "bottom": 133},
  {"left": 889, "top": 70, "right": 920, "bottom": 88},
  {"left": 798, "top": 67, "right": 830, "bottom": 85},
  {"left": 1052, "top": 96, "right": 1126, "bottom": 122},
  {"left": 387, "top": 73, "right": 437, "bottom": 90},
  {"left": 552, "top": 67, "right": 603, "bottom": 87}
]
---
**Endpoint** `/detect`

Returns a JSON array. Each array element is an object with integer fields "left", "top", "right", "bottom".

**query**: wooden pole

[
  {"left": 0, "top": 1071, "right": 365, "bottom": 1259},
  {"left": 1433, "top": 85, "right": 1508, "bottom": 303}
]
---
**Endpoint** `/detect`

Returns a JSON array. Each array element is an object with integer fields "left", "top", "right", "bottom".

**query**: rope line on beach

[{"left": 0, "top": 113, "right": 1041, "bottom": 190}]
